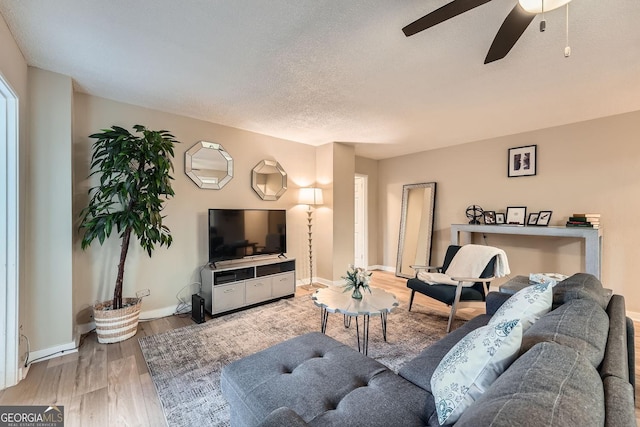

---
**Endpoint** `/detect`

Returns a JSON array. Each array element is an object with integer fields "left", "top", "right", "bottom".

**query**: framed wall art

[
  {"left": 495, "top": 213, "right": 505, "bottom": 224},
  {"left": 528, "top": 212, "right": 540, "bottom": 226},
  {"left": 508, "top": 144, "right": 537, "bottom": 177},
  {"left": 506, "top": 206, "right": 527, "bottom": 226}
]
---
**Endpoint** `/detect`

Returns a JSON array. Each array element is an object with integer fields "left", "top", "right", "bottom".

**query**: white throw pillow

[
  {"left": 489, "top": 281, "right": 553, "bottom": 332},
  {"left": 431, "top": 320, "right": 523, "bottom": 425}
]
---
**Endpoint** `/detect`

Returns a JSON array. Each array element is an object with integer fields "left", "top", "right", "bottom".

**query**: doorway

[
  {"left": 354, "top": 175, "right": 368, "bottom": 269},
  {"left": 1, "top": 74, "right": 19, "bottom": 390}
]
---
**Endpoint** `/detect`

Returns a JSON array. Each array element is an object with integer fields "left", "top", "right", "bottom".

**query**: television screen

[{"left": 208, "top": 209, "right": 287, "bottom": 262}]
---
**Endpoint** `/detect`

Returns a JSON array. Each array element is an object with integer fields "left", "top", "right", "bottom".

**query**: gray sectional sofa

[{"left": 220, "top": 273, "right": 637, "bottom": 426}]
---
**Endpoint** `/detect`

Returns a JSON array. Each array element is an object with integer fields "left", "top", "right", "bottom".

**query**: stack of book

[{"left": 566, "top": 213, "right": 600, "bottom": 228}]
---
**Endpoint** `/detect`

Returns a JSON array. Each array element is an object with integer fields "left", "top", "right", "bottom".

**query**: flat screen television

[{"left": 208, "top": 209, "right": 287, "bottom": 263}]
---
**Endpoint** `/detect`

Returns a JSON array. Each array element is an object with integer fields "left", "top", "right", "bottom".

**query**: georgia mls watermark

[{"left": 0, "top": 406, "right": 64, "bottom": 427}]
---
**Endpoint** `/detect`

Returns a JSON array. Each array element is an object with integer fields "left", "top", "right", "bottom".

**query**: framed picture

[
  {"left": 483, "top": 211, "right": 496, "bottom": 225},
  {"left": 506, "top": 206, "right": 527, "bottom": 226},
  {"left": 536, "top": 210, "right": 552, "bottom": 226},
  {"left": 495, "top": 213, "right": 505, "bottom": 224},
  {"left": 528, "top": 212, "right": 540, "bottom": 226},
  {"left": 508, "top": 144, "right": 537, "bottom": 177}
]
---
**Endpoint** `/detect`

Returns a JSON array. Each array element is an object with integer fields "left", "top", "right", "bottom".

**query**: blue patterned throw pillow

[
  {"left": 489, "top": 281, "right": 552, "bottom": 332},
  {"left": 431, "top": 319, "right": 523, "bottom": 425}
]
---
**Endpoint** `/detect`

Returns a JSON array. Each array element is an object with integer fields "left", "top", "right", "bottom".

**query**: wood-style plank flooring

[{"left": 1, "top": 271, "right": 638, "bottom": 426}]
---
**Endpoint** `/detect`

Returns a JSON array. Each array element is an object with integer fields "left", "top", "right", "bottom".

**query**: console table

[{"left": 450, "top": 224, "right": 603, "bottom": 279}]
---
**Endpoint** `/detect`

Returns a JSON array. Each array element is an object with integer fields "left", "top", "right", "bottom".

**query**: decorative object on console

[
  {"left": 299, "top": 187, "right": 324, "bottom": 288},
  {"left": 506, "top": 206, "right": 527, "bottom": 225},
  {"left": 508, "top": 144, "right": 537, "bottom": 177},
  {"left": 483, "top": 210, "right": 496, "bottom": 225},
  {"left": 495, "top": 212, "right": 505, "bottom": 224},
  {"left": 567, "top": 213, "right": 600, "bottom": 228},
  {"left": 342, "top": 265, "right": 372, "bottom": 300},
  {"left": 79, "top": 124, "right": 179, "bottom": 344},
  {"left": 527, "top": 212, "right": 540, "bottom": 225},
  {"left": 465, "top": 204, "right": 483, "bottom": 224},
  {"left": 536, "top": 210, "right": 552, "bottom": 226},
  {"left": 251, "top": 159, "right": 287, "bottom": 201},
  {"left": 185, "top": 140, "right": 233, "bottom": 189}
]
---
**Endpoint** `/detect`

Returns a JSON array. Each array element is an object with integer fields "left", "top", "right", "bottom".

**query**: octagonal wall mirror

[
  {"left": 251, "top": 160, "right": 287, "bottom": 200},
  {"left": 185, "top": 141, "right": 233, "bottom": 190}
]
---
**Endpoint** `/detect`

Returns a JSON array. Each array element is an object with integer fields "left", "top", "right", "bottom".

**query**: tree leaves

[{"left": 78, "top": 124, "right": 179, "bottom": 308}]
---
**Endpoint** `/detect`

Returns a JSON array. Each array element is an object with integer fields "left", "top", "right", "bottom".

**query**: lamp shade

[
  {"left": 298, "top": 187, "right": 323, "bottom": 206},
  {"left": 518, "top": 0, "right": 571, "bottom": 13}
]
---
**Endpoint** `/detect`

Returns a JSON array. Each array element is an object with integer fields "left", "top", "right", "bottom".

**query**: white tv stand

[{"left": 200, "top": 256, "right": 296, "bottom": 317}]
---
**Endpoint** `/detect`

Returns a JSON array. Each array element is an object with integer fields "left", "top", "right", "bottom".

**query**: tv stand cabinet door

[
  {"left": 212, "top": 282, "right": 245, "bottom": 314},
  {"left": 272, "top": 272, "right": 295, "bottom": 298},
  {"left": 245, "top": 277, "right": 272, "bottom": 305}
]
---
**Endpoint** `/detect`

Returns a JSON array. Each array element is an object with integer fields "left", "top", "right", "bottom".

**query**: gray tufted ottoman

[{"left": 220, "top": 332, "right": 433, "bottom": 426}]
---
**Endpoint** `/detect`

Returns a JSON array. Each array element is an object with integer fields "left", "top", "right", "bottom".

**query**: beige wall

[
  {"left": 378, "top": 111, "right": 640, "bottom": 312},
  {"left": 27, "top": 68, "right": 74, "bottom": 350},
  {"left": 332, "top": 143, "right": 355, "bottom": 280},
  {"left": 313, "top": 143, "right": 356, "bottom": 282},
  {"left": 314, "top": 143, "right": 333, "bottom": 282},
  {"left": 72, "top": 94, "right": 318, "bottom": 322}
]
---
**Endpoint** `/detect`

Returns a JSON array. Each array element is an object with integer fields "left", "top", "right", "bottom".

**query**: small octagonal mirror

[
  {"left": 185, "top": 141, "right": 233, "bottom": 189},
  {"left": 251, "top": 160, "right": 287, "bottom": 200}
]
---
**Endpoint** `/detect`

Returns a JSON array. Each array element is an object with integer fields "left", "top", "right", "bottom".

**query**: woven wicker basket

[{"left": 93, "top": 297, "right": 142, "bottom": 344}]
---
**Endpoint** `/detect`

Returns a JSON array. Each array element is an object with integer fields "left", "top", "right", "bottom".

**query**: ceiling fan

[{"left": 403, "top": 0, "right": 572, "bottom": 64}]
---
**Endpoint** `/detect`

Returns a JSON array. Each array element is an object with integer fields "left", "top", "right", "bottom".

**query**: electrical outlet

[{"left": 136, "top": 289, "right": 151, "bottom": 298}]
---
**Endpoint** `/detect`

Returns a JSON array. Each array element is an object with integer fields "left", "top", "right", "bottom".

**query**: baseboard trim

[
  {"left": 370, "top": 265, "right": 395, "bottom": 273},
  {"left": 140, "top": 304, "right": 181, "bottom": 321},
  {"left": 27, "top": 340, "right": 78, "bottom": 365},
  {"left": 626, "top": 310, "right": 640, "bottom": 322}
]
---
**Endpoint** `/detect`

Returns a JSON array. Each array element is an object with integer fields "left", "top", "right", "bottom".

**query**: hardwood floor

[{"left": 1, "top": 271, "right": 638, "bottom": 426}]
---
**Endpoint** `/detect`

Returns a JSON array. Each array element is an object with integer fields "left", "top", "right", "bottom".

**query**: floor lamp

[{"left": 298, "top": 187, "right": 323, "bottom": 288}]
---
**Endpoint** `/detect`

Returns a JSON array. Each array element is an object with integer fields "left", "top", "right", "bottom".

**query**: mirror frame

[
  {"left": 185, "top": 141, "right": 234, "bottom": 190},
  {"left": 396, "top": 182, "right": 437, "bottom": 279},
  {"left": 251, "top": 159, "right": 287, "bottom": 201}
]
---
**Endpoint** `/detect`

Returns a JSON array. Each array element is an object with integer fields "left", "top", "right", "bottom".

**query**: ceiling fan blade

[
  {"left": 484, "top": 3, "right": 535, "bottom": 64},
  {"left": 403, "top": 0, "right": 493, "bottom": 37}
]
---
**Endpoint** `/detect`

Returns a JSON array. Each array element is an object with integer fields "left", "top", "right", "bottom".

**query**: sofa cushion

[
  {"left": 521, "top": 298, "right": 609, "bottom": 368},
  {"left": 603, "top": 375, "right": 637, "bottom": 427},
  {"left": 221, "top": 332, "right": 433, "bottom": 427},
  {"left": 601, "top": 294, "right": 630, "bottom": 382},
  {"left": 398, "top": 314, "right": 491, "bottom": 393},
  {"left": 454, "top": 342, "right": 605, "bottom": 427},
  {"left": 553, "top": 272, "right": 606, "bottom": 309},
  {"left": 431, "top": 319, "right": 523, "bottom": 425},
  {"left": 489, "top": 281, "right": 552, "bottom": 332}
]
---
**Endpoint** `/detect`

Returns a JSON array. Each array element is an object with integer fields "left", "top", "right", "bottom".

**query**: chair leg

[
  {"left": 408, "top": 290, "right": 416, "bottom": 311},
  {"left": 447, "top": 282, "right": 464, "bottom": 333}
]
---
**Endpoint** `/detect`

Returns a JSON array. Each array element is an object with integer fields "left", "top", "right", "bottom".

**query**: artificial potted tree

[{"left": 79, "top": 124, "right": 178, "bottom": 344}]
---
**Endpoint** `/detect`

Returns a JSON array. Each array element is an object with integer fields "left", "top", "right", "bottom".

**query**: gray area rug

[{"left": 139, "top": 294, "right": 455, "bottom": 427}]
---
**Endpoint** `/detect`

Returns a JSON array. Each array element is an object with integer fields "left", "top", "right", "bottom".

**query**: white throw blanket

[{"left": 417, "top": 244, "right": 510, "bottom": 287}]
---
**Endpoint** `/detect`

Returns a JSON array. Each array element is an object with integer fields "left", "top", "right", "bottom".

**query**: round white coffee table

[{"left": 312, "top": 286, "right": 398, "bottom": 355}]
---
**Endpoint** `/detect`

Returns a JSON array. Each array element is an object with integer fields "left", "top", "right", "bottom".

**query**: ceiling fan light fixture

[{"left": 518, "top": 0, "right": 571, "bottom": 14}]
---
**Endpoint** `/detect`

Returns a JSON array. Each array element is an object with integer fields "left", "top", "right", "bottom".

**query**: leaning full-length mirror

[
  {"left": 396, "top": 182, "right": 437, "bottom": 279},
  {"left": 185, "top": 141, "right": 233, "bottom": 189}
]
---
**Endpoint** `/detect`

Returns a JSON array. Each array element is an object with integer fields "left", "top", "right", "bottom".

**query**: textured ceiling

[{"left": 1, "top": 0, "right": 640, "bottom": 159}]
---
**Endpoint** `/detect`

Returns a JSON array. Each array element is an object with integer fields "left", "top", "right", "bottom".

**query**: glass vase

[{"left": 351, "top": 287, "right": 363, "bottom": 300}]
